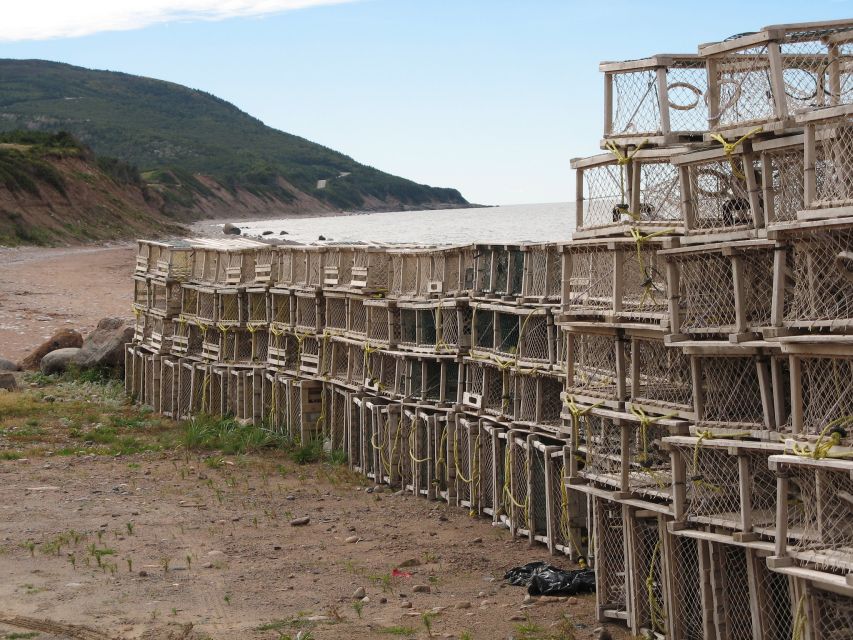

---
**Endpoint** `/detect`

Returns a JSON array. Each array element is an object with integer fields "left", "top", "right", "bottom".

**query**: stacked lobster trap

[
  {"left": 564, "top": 17, "right": 853, "bottom": 638},
  {"left": 122, "top": 18, "right": 853, "bottom": 637}
]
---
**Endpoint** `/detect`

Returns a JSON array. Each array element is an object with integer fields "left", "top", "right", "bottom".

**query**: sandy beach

[{"left": 0, "top": 244, "right": 136, "bottom": 363}]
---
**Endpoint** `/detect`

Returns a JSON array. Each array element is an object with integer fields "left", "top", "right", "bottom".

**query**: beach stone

[
  {"left": 73, "top": 318, "right": 134, "bottom": 372},
  {"left": 412, "top": 585, "right": 430, "bottom": 593},
  {"left": 290, "top": 516, "right": 310, "bottom": 526},
  {"left": 400, "top": 601, "right": 412, "bottom": 609},
  {"left": 352, "top": 586, "right": 365, "bottom": 599},
  {"left": 19, "top": 328, "right": 83, "bottom": 370},
  {"left": 0, "top": 373, "right": 17, "bottom": 391},
  {"left": 262, "top": 230, "right": 273, "bottom": 235},
  {"left": 222, "top": 223, "right": 241, "bottom": 235},
  {"left": 0, "top": 358, "right": 19, "bottom": 371},
  {"left": 455, "top": 601, "right": 471, "bottom": 609},
  {"left": 40, "top": 348, "right": 82, "bottom": 375},
  {"left": 345, "top": 535, "right": 359, "bottom": 543}
]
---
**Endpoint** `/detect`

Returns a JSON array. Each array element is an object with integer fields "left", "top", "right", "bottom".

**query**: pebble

[
  {"left": 361, "top": 596, "right": 370, "bottom": 603},
  {"left": 400, "top": 601, "right": 412, "bottom": 609},
  {"left": 345, "top": 535, "right": 359, "bottom": 544},
  {"left": 398, "top": 558, "right": 421, "bottom": 567},
  {"left": 569, "top": 596, "right": 578, "bottom": 604},
  {"left": 290, "top": 517, "right": 310, "bottom": 526},
  {"left": 455, "top": 601, "right": 471, "bottom": 609},
  {"left": 471, "top": 537, "right": 483, "bottom": 543},
  {"left": 523, "top": 594, "right": 537, "bottom": 604},
  {"left": 477, "top": 591, "right": 486, "bottom": 598},
  {"left": 509, "top": 614, "right": 526, "bottom": 621},
  {"left": 353, "top": 586, "right": 365, "bottom": 599},
  {"left": 379, "top": 597, "right": 387, "bottom": 604},
  {"left": 413, "top": 585, "right": 431, "bottom": 593},
  {"left": 286, "top": 495, "right": 295, "bottom": 501}
]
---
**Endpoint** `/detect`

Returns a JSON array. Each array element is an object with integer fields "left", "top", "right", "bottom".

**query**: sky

[{"left": 1, "top": 0, "right": 852, "bottom": 206}]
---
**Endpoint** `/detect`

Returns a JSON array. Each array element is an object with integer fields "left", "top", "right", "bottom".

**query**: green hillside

[{"left": 0, "top": 59, "right": 467, "bottom": 212}]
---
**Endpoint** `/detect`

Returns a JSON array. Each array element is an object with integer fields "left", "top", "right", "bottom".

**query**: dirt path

[
  {"left": 0, "top": 245, "right": 135, "bottom": 363},
  {"left": 0, "top": 453, "right": 621, "bottom": 640}
]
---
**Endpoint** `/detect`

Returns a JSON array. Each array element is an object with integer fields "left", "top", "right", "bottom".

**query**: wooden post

[
  {"left": 603, "top": 72, "right": 614, "bottom": 137},
  {"left": 767, "top": 42, "right": 789, "bottom": 123},
  {"left": 804, "top": 123, "right": 816, "bottom": 208},
  {"left": 656, "top": 66, "right": 672, "bottom": 137},
  {"left": 679, "top": 165, "right": 696, "bottom": 231},
  {"left": 738, "top": 453, "right": 753, "bottom": 533},
  {"left": 790, "top": 355, "right": 803, "bottom": 436},
  {"left": 615, "top": 331, "right": 627, "bottom": 401},
  {"left": 576, "top": 168, "right": 585, "bottom": 230},
  {"left": 706, "top": 57, "right": 720, "bottom": 128},
  {"left": 744, "top": 149, "right": 765, "bottom": 229},
  {"left": 774, "top": 470, "right": 789, "bottom": 559},
  {"left": 691, "top": 355, "right": 704, "bottom": 424}
]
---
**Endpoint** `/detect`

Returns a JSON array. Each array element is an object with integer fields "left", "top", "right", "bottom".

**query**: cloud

[{"left": 0, "top": 0, "right": 358, "bottom": 42}]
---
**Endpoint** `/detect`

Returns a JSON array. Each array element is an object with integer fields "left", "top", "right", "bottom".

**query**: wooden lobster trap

[
  {"left": 364, "top": 298, "right": 399, "bottom": 349},
  {"left": 797, "top": 104, "right": 853, "bottom": 222},
  {"left": 402, "top": 353, "right": 460, "bottom": 406},
  {"left": 215, "top": 286, "right": 244, "bottom": 326},
  {"left": 563, "top": 325, "right": 628, "bottom": 410},
  {"left": 189, "top": 238, "right": 268, "bottom": 286},
  {"left": 402, "top": 406, "right": 452, "bottom": 501},
  {"left": 136, "top": 240, "right": 194, "bottom": 282},
  {"left": 477, "top": 419, "right": 508, "bottom": 523},
  {"left": 451, "top": 413, "right": 479, "bottom": 511},
  {"left": 144, "top": 316, "right": 175, "bottom": 354},
  {"left": 683, "top": 342, "right": 782, "bottom": 438},
  {"left": 323, "top": 383, "right": 348, "bottom": 452},
  {"left": 624, "top": 510, "right": 672, "bottom": 638},
  {"left": 156, "top": 356, "right": 177, "bottom": 418},
  {"left": 361, "top": 348, "right": 401, "bottom": 398},
  {"left": 252, "top": 246, "right": 277, "bottom": 285},
  {"left": 779, "top": 337, "right": 853, "bottom": 446},
  {"left": 755, "top": 133, "right": 806, "bottom": 228},
  {"left": 470, "top": 303, "right": 556, "bottom": 368},
  {"left": 601, "top": 54, "right": 708, "bottom": 146},
  {"left": 769, "top": 454, "right": 853, "bottom": 581},
  {"left": 561, "top": 236, "right": 676, "bottom": 326},
  {"left": 201, "top": 325, "right": 268, "bottom": 365},
  {"left": 350, "top": 246, "right": 393, "bottom": 293},
  {"left": 499, "top": 429, "right": 534, "bottom": 538},
  {"left": 798, "top": 583, "right": 853, "bottom": 640},
  {"left": 293, "top": 290, "right": 323, "bottom": 334},
  {"left": 322, "top": 245, "right": 355, "bottom": 290},
  {"left": 528, "top": 434, "right": 581, "bottom": 556},
  {"left": 132, "top": 276, "right": 150, "bottom": 315},
  {"left": 471, "top": 244, "right": 525, "bottom": 301},
  {"left": 268, "top": 287, "right": 293, "bottom": 331},
  {"left": 124, "top": 345, "right": 146, "bottom": 403},
  {"left": 663, "top": 240, "right": 776, "bottom": 341},
  {"left": 571, "top": 407, "right": 688, "bottom": 505},
  {"left": 590, "top": 495, "right": 631, "bottom": 625},
  {"left": 227, "top": 366, "right": 264, "bottom": 424},
  {"left": 510, "top": 368, "right": 565, "bottom": 433},
  {"left": 149, "top": 279, "right": 182, "bottom": 318},
  {"left": 169, "top": 319, "right": 202, "bottom": 358},
  {"left": 357, "top": 397, "right": 393, "bottom": 483},
  {"left": 699, "top": 20, "right": 853, "bottom": 137},
  {"left": 397, "top": 299, "right": 471, "bottom": 355},
  {"left": 665, "top": 436, "right": 785, "bottom": 538},
  {"left": 672, "top": 142, "right": 766, "bottom": 241},
  {"left": 323, "top": 291, "right": 350, "bottom": 337},
  {"left": 205, "top": 364, "right": 231, "bottom": 419},
  {"left": 175, "top": 359, "right": 207, "bottom": 420},
  {"left": 345, "top": 294, "right": 369, "bottom": 341},
  {"left": 462, "top": 358, "right": 509, "bottom": 418},
  {"left": 626, "top": 328, "right": 695, "bottom": 421},
  {"left": 245, "top": 286, "right": 270, "bottom": 324},
  {"left": 571, "top": 147, "right": 688, "bottom": 238},
  {"left": 325, "top": 337, "right": 359, "bottom": 389},
  {"left": 283, "top": 246, "right": 327, "bottom": 291},
  {"left": 266, "top": 329, "right": 300, "bottom": 373}
]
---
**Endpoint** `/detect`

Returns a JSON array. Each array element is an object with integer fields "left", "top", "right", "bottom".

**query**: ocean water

[{"left": 225, "top": 202, "right": 575, "bottom": 245}]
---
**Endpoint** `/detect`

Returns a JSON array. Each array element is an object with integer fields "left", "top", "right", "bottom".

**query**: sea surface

[{"left": 229, "top": 202, "right": 575, "bottom": 245}]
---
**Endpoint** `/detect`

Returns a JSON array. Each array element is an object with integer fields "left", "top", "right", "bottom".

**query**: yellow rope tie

[
  {"left": 435, "top": 425, "right": 448, "bottom": 486},
  {"left": 709, "top": 126, "right": 762, "bottom": 181},
  {"left": 564, "top": 395, "right": 603, "bottom": 464},
  {"left": 790, "top": 415, "right": 853, "bottom": 459},
  {"left": 629, "top": 227, "right": 675, "bottom": 308},
  {"left": 469, "top": 433, "right": 481, "bottom": 516},
  {"left": 315, "top": 384, "right": 327, "bottom": 437},
  {"left": 791, "top": 594, "right": 808, "bottom": 640},
  {"left": 268, "top": 378, "right": 278, "bottom": 428},
  {"left": 559, "top": 467, "right": 585, "bottom": 563},
  {"left": 604, "top": 138, "right": 648, "bottom": 216},
  {"left": 453, "top": 426, "right": 473, "bottom": 484},
  {"left": 631, "top": 406, "right": 677, "bottom": 490},
  {"left": 646, "top": 539, "right": 666, "bottom": 633},
  {"left": 502, "top": 442, "right": 530, "bottom": 530},
  {"left": 690, "top": 430, "right": 726, "bottom": 493},
  {"left": 408, "top": 417, "right": 430, "bottom": 464}
]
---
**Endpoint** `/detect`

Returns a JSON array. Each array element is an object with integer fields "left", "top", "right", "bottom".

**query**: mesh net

[
  {"left": 779, "top": 28, "right": 853, "bottom": 112},
  {"left": 198, "top": 290, "right": 216, "bottom": 323},
  {"left": 271, "top": 290, "right": 291, "bottom": 326},
  {"left": 454, "top": 418, "right": 473, "bottom": 506},
  {"left": 424, "top": 359, "right": 443, "bottom": 402},
  {"left": 251, "top": 327, "right": 269, "bottom": 363},
  {"left": 632, "top": 335, "right": 693, "bottom": 411},
  {"left": 400, "top": 308, "right": 418, "bottom": 347},
  {"left": 678, "top": 252, "right": 735, "bottom": 333},
  {"left": 479, "top": 425, "right": 497, "bottom": 514},
  {"left": 515, "top": 374, "right": 538, "bottom": 424},
  {"left": 786, "top": 227, "right": 853, "bottom": 327},
  {"left": 669, "top": 534, "right": 704, "bottom": 640},
  {"left": 473, "top": 307, "right": 494, "bottom": 351},
  {"left": 349, "top": 298, "right": 367, "bottom": 337},
  {"left": 712, "top": 543, "right": 754, "bottom": 640},
  {"left": 529, "top": 445, "right": 548, "bottom": 538},
  {"left": 698, "top": 355, "right": 765, "bottom": 429},
  {"left": 568, "top": 332, "right": 622, "bottom": 401},
  {"left": 582, "top": 163, "right": 629, "bottom": 228},
  {"left": 439, "top": 305, "right": 460, "bottom": 350},
  {"left": 475, "top": 249, "right": 492, "bottom": 293},
  {"left": 278, "top": 250, "right": 293, "bottom": 286},
  {"left": 519, "top": 313, "right": 550, "bottom": 363},
  {"left": 687, "top": 157, "right": 757, "bottom": 231},
  {"left": 566, "top": 245, "right": 614, "bottom": 312},
  {"left": 160, "top": 360, "right": 175, "bottom": 416},
  {"left": 133, "top": 278, "right": 149, "bottom": 307},
  {"left": 741, "top": 247, "right": 775, "bottom": 330},
  {"left": 419, "top": 309, "right": 437, "bottom": 348},
  {"left": 247, "top": 291, "right": 268, "bottom": 323},
  {"left": 541, "top": 376, "right": 563, "bottom": 427},
  {"left": 784, "top": 461, "right": 853, "bottom": 571},
  {"left": 507, "top": 436, "right": 529, "bottom": 532},
  {"left": 412, "top": 414, "right": 431, "bottom": 496},
  {"left": 621, "top": 243, "right": 668, "bottom": 318},
  {"left": 325, "top": 297, "right": 348, "bottom": 333},
  {"left": 592, "top": 496, "right": 627, "bottom": 614},
  {"left": 219, "top": 291, "right": 241, "bottom": 324},
  {"left": 811, "top": 586, "right": 853, "bottom": 640},
  {"left": 610, "top": 69, "right": 661, "bottom": 137},
  {"left": 753, "top": 555, "right": 793, "bottom": 640},
  {"left": 711, "top": 44, "right": 775, "bottom": 129},
  {"left": 799, "top": 355, "right": 853, "bottom": 438},
  {"left": 579, "top": 412, "right": 623, "bottom": 488},
  {"left": 763, "top": 143, "right": 805, "bottom": 223},
  {"left": 814, "top": 115, "right": 853, "bottom": 208},
  {"left": 295, "top": 294, "right": 317, "bottom": 331},
  {"left": 630, "top": 516, "right": 666, "bottom": 636},
  {"left": 307, "top": 252, "right": 323, "bottom": 287},
  {"left": 180, "top": 286, "right": 198, "bottom": 317}
]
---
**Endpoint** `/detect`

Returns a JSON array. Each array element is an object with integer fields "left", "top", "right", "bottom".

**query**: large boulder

[
  {"left": 40, "top": 348, "right": 82, "bottom": 375},
  {"left": 19, "top": 328, "right": 83, "bottom": 371},
  {"left": 0, "top": 358, "right": 19, "bottom": 371},
  {"left": 0, "top": 372, "right": 17, "bottom": 390},
  {"left": 73, "top": 317, "right": 135, "bottom": 372},
  {"left": 222, "top": 223, "right": 241, "bottom": 235}
]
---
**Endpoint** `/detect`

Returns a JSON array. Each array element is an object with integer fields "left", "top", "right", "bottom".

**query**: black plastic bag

[{"left": 504, "top": 561, "right": 596, "bottom": 596}]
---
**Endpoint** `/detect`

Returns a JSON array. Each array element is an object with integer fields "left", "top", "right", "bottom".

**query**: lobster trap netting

[
  {"left": 809, "top": 586, "right": 853, "bottom": 640},
  {"left": 518, "top": 312, "right": 551, "bottom": 363},
  {"left": 710, "top": 543, "right": 755, "bottom": 640},
  {"left": 430, "top": 415, "right": 450, "bottom": 498},
  {"left": 626, "top": 420, "right": 673, "bottom": 501},
  {"left": 610, "top": 69, "right": 662, "bottom": 137},
  {"left": 408, "top": 412, "right": 431, "bottom": 496},
  {"left": 753, "top": 556, "right": 794, "bottom": 640},
  {"left": 349, "top": 298, "right": 368, "bottom": 338},
  {"left": 629, "top": 516, "right": 667, "bottom": 636},
  {"left": 697, "top": 355, "right": 765, "bottom": 429},
  {"left": 686, "top": 157, "right": 757, "bottom": 231},
  {"left": 742, "top": 247, "right": 776, "bottom": 330},
  {"left": 307, "top": 251, "right": 323, "bottom": 287},
  {"left": 762, "top": 144, "right": 805, "bottom": 223},
  {"left": 452, "top": 417, "right": 475, "bottom": 508},
  {"left": 218, "top": 291, "right": 242, "bottom": 325},
  {"left": 197, "top": 290, "right": 217, "bottom": 323},
  {"left": 391, "top": 254, "right": 419, "bottom": 297},
  {"left": 367, "top": 304, "right": 392, "bottom": 344},
  {"left": 180, "top": 286, "right": 198, "bottom": 318},
  {"left": 294, "top": 295, "right": 317, "bottom": 332},
  {"left": 478, "top": 425, "right": 499, "bottom": 515},
  {"left": 581, "top": 163, "right": 629, "bottom": 228},
  {"left": 529, "top": 443, "right": 549, "bottom": 540},
  {"left": 548, "top": 449, "right": 581, "bottom": 555},
  {"left": 592, "top": 497, "right": 628, "bottom": 616},
  {"left": 668, "top": 534, "right": 704, "bottom": 640},
  {"left": 133, "top": 277, "right": 149, "bottom": 308},
  {"left": 247, "top": 291, "right": 268, "bottom": 323},
  {"left": 267, "top": 331, "right": 299, "bottom": 370},
  {"left": 277, "top": 250, "right": 293, "bottom": 286},
  {"left": 325, "top": 297, "right": 348, "bottom": 333},
  {"left": 567, "top": 332, "right": 623, "bottom": 402},
  {"left": 786, "top": 227, "right": 853, "bottom": 327},
  {"left": 620, "top": 243, "right": 668, "bottom": 318},
  {"left": 709, "top": 45, "right": 775, "bottom": 130},
  {"left": 472, "top": 306, "right": 494, "bottom": 351},
  {"left": 578, "top": 412, "right": 622, "bottom": 487},
  {"left": 270, "top": 290, "right": 291, "bottom": 327},
  {"left": 495, "top": 310, "right": 520, "bottom": 358},
  {"left": 637, "top": 159, "right": 683, "bottom": 224},
  {"left": 159, "top": 359, "right": 175, "bottom": 416},
  {"left": 813, "top": 113, "right": 853, "bottom": 208},
  {"left": 399, "top": 308, "right": 418, "bottom": 348},
  {"left": 523, "top": 247, "right": 551, "bottom": 298},
  {"left": 798, "top": 355, "right": 853, "bottom": 439},
  {"left": 439, "top": 304, "right": 464, "bottom": 352},
  {"left": 514, "top": 373, "right": 538, "bottom": 424},
  {"left": 150, "top": 318, "right": 175, "bottom": 353},
  {"left": 783, "top": 461, "right": 853, "bottom": 572},
  {"left": 291, "top": 252, "right": 308, "bottom": 286},
  {"left": 151, "top": 281, "right": 181, "bottom": 316},
  {"left": 253, "top": 248, "right": 275, "bottom": 284},
  {"left": 418, "top": 309, "right": 437, "bottom": 349},
  {"left": 505, "top": 435, "right": 530, "bottom": 533},
  {"left": 249, "top": 326, "right": 269, "bottom": 363},
  {"left": 780, "top": 27, "right": 853, "bottom": 112},
  {"left": 379, "top": 352, "right": 398, "bottom": 396},
  {"left": 668, "top": 63, "right": 710, "bottom": 133},
  {"left": 565, "top": 245, "right": 614, "bottom": 313},
  {"left": 631, "top": 336, "right": 693, "bottom": 412}
]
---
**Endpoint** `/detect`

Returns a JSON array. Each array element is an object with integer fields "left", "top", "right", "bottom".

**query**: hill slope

[
  {"left": 0, "top": 131, "right": 185, "bottom": 246},
  {"left": 0, "top": 59, "right": 468, "bottom": 216}
]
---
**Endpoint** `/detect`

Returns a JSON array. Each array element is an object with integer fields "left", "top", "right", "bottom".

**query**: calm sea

[{"left": 218, "top": 202, "right": 576, "bottom": 245}]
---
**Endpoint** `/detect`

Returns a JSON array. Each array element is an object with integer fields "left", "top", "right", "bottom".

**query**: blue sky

[{"left": 1, "top": 0, "right": 852, "bottom": 205}]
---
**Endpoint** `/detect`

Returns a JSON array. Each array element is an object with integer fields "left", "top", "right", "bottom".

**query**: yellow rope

[
  {"left": 646, "top": 539, "right": 666, "bottom": 633},
  {"left": 604, "top": 138, "right": 648, "bottom": 215},
  {"left": 790, "top": 415, "right": 853, "bottom": 459},
  {"left": 629, "top": 227, "right": 675, "bottom": 308},
  {"left": 708, "top": 126, "right": 762, "bottom": 180},
  {"left": 791, "top": 593, "right": 807, "bottom": 640},
  {"left": 502, "top": 440, "right": 530, "bottom": 529}
]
